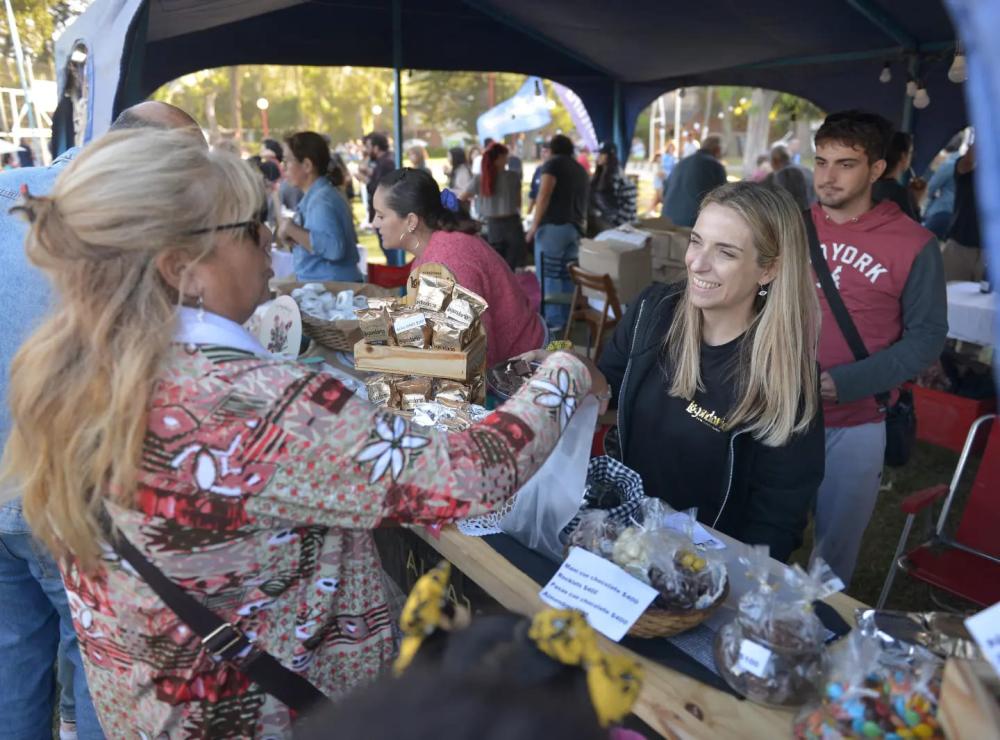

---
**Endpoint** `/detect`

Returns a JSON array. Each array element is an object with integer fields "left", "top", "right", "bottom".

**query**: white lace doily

[{"left": 457, "top": 493, "right": 519, "bottom": 536}]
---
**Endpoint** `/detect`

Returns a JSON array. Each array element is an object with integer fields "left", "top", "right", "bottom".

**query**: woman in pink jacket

[{"left": 371, "top": 168, "right": 545, "bottom": 366}]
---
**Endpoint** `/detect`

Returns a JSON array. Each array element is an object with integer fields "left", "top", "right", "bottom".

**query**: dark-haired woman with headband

[
  {"left": 372, "top": 168, "right": 545, "bottom": 365},
  {"left": 278, "top": 131, "right": 362, "bottom": 281}
]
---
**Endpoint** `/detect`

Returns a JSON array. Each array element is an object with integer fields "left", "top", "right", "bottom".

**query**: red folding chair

[
  {"left": 367, "top": 261, "right": 413, "bottom": 290},
  {"left": 877, "top": 413, "right": 1000, "bottom": 609}
]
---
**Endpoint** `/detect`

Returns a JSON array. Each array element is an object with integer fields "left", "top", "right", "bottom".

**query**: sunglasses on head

[{"left": 186, "top": 204, "right": 270, "bottom": 246}]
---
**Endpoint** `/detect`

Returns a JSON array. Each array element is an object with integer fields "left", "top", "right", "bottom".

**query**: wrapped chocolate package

[
  {"left": 444, "top": 285, "right": 488, "bottom": 329},
  {"left": 395, "top": 376, "right": 433, "bottom": 411},
  {"left": 365, "top": 374, "right": 396, "bottom": 407},
  {"left": 414, "top": 274, "right": 455, "bottom": 313},
  {"left": 715, "top": 546, "right": 842, "bottom": 707},
  {"left": 357, "top": 306, "right": 392, "bottom": 345},
  {"left": 391, "top": 308, "right": 432, "bottom": 349},
  {"left": 430, "top": 318, "right": 472, "bottom": 351},
  {"left": 433, "top": 380, "right": 471, "bottom": 407}
]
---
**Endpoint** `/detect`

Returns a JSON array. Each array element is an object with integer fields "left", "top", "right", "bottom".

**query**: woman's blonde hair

[
  {"left": 665, "top": 181, "right": 819, "bottom": 446},
  {"left": 3, "top": 128, "right": 264, "bottom": 569}
]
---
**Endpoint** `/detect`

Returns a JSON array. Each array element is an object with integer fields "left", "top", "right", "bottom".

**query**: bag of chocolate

[
  {"left": 433, "top": 380, "right": 471, "bottom": 408},
  {"left": 365, "top": 375, "right": 396, "bottom": 407},
  {"left": 357, "top": 307, "right": 392, "bottom": 345},
  {"left": 444, "top": 285, "right": 488, "bottom": 329},
  {"left": 430, "top": 318, "right": 470, "bottom": 351},
  {"left": 395, "top": 376, "right": 433, "bottom": 411},
  {"left": 414, "top": 274, "right": 455, "bottom": 313},
  {"left": 392, "top": 308, "right": 432, "bottom": 349}
]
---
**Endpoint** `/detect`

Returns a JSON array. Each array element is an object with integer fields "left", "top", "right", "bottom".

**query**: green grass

[{"left": 789, "top": 441, "right": 982, "bottom": 612}]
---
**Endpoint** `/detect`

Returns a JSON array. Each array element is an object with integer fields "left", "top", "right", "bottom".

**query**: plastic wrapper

[
  {"left": 564, "top": 509, "right": 624, "bottom": 561},
  {"left": 714, "top": 547, "right": 840, "bottom": 707},
  {"left": 291, "top": 284, "right": 368, "bottom": 321},
  {"left": 854, "top": 608, "right": 983, "bottom": 662},
  {"left": 365, "top": 374, "right": 395, "bottom": 407},
  {"left": 793, "top": 631, "right": 944, "bottom": 739},
  {"left": 414, "top": 274, "right": 455, "bottom": 313},
  {"left": 357, "top": 306, "right": 392, "bottom": 345},
  {"left": 430, "top": 317, "right": 472, "bottom": 351},
  {"left": 444, "top": 285, "right": 488, "bottom": 329},
  {"left": 391, "top": 308, "right": 432, "bottom": 348},
  {"left": 433, "top": 380, "right": 471, "bottom": 408},
  {"left": 395, "top": 377, "right": 433, "bottom": 410}
]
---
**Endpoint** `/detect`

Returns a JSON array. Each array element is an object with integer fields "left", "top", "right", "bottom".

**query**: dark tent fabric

[{"left": 57, "top": 0, "right": 965, "bottom": 167}]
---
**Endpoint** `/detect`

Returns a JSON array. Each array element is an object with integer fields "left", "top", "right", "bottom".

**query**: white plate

[{"left": 257, "top": 295, "right": 302, "bottom": 358}]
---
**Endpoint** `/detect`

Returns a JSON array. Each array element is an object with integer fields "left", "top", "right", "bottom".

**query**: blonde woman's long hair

[
  {"left": 665, "top": 181, "right": 819, "bottom": 447},
  {"left": 3, "top": 128, "right": 264, "bottom": 569}
]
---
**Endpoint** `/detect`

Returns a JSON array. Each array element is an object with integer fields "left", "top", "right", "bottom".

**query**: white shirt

[{"left": 173, "top": 306, "right": 269, "bottom": 357}]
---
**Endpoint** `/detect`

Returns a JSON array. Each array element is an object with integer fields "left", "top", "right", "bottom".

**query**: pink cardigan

[{"left": 413, "top": 230, "right": 545, "bottom": 366}]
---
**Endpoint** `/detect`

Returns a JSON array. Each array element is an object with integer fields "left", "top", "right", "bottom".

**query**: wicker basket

[
  {"left": 273, "top": 280, "right": 398, "bottom": 352},
  {"left": 627, "top": 578, "right": 730, "bottom": 639}
]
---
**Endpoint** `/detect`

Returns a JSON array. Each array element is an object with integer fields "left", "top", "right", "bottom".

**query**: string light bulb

[
  {"left": 913, "top": 85, "right": 930, "bottom": 109},
  {"left": 906, "top": 78, "right": 918, "bottom": 97},
  {"left": 879, "top": 63, "right": 892, "bottom": 83},
  {"left": 948, "top": 46, "right": 967, "bottom": 83}
]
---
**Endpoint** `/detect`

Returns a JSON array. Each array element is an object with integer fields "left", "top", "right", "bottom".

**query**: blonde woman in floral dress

[{"left": 4, "top": 129, "right": 605, "bottom": 738}]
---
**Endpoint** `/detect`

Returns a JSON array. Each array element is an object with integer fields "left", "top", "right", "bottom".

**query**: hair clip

[
  {"left": 528, "top": 609, "right": 643, "bottom": 727},
  {"left": 394, "top": 561, "right": 454, "bottom": 675},
  {"left": 440, "top": 188, "right": 460, "bottom": 213}
]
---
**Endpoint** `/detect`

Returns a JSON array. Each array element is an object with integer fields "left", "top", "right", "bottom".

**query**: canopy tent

[{"left": 56, "top": 0, "right": 966, "bottom": 170}]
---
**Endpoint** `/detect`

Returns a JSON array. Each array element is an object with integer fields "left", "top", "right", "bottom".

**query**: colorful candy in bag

[{"left": 793, "top": 630, "right": 944, "bottom": 739}]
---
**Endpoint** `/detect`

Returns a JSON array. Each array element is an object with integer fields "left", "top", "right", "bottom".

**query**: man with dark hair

[
  {"left": 809, "top": 110, "right": 947, "bottom": 584},
  {"left": 660, "top": 133, "right": 728, "bottom": 226},
  {"left": 261, "top": 137, "right": 284, "bottom": 163},
  {"left": 526, "top": 134, "right": 589, "bottom": 329},
  {"left": 358, "top": 131, "right": 402, "bottom": 265}
]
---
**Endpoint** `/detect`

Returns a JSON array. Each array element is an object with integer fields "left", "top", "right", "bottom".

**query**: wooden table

[{"left": 412, "top": 524, "right": 865, "bottom": 740}]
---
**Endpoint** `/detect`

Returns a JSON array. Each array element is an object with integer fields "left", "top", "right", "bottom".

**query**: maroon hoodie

[{"left": 811, "top": 200, "right": 940, "bottom": 427}]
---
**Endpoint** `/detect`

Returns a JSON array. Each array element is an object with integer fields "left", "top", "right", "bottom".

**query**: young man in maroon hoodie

[{"left": 809, "top": 111, "right": 947, "bottom": 584}]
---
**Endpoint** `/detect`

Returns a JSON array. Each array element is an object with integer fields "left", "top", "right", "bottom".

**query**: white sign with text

[
  {"left": 539, "top": 546, "right": 658, "bottom": 642},
  {"left": 965, "top": 600, "right": 1000, "bottom": 678}
]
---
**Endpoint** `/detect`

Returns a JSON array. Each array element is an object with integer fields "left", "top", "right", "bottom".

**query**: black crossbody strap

[
  {"left": 100, "top": 515, "right": 330, "bottom": 714},
  {"left": 803, "top": 211, "right": 890, "bottom": 409}
]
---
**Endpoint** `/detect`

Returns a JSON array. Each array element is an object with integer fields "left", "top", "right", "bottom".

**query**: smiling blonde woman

[
  {"left": 599, "top": 181, "right": 823, "bottom": 562},
  {"left": 3, "top": 128, "right": 604, "bottom": 738}
]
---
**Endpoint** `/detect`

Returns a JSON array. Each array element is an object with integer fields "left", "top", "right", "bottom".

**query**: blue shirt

[
  {"left": 0, "top": 148, "right": 78, "bottom": 444},
  {"left": 292, "top": 177, "right": 362, "bottom": 282},
  {"left": 922, "top": 153, "right": 959, "bottom": 223}
]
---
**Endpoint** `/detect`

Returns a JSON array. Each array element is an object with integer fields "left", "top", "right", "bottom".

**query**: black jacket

[{"left": 597, "top": 283, "right": 825, "bottom": 562}]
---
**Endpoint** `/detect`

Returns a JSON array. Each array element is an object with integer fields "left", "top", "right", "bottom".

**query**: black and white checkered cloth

[{"left": 561, "top": 455, "right": 645, "bottom": 539}]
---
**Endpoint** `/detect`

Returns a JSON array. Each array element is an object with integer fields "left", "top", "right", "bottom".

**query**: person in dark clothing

[
  {"left": 872, "top": 131, "right": 921, "bottom": 221},
  {"left": 527, "top": 134, "right": 589, "bottom": 329},
  {"left": 599, "top": 182, "right": 824, "bottom": 562},
  {"left": 941, "top": 143, "right": 985, "bottom": 281},
  {"left": 660, "top": 134, "right": 728, "bottom": 226},
  {"left": 360, "top": 131, "right": 403, "bottom": 265},
  {"left": 588, "top": 142, "right": 637, "bottom": 234}
]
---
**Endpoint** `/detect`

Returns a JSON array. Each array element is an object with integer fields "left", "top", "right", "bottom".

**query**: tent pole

[
  {"left": 901, "top": 55, "right": 919, "bottom": 133},
  {"left": 392, "top": 0, "right": 403, "bottom": 168},
  {"left": 613, "top": 80, "right": 624, "bottom": 161}
]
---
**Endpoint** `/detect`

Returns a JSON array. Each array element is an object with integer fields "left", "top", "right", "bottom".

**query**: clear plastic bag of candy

[
  {"left": 564, "top": 509, "right": 623, "bottom": 560},
  {"left": 793, "top": 630, "right": 944, "bottom": 739},
  {"left": 715, "top": 546, "right": 842, "bottom": 707}
]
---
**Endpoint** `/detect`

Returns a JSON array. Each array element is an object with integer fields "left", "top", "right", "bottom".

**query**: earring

[
  {"left": 196, "top": 294, "right": 205, "bottom": 322},
  {"left": 758, "top": 285, "right": 769, "bottom": 297}
]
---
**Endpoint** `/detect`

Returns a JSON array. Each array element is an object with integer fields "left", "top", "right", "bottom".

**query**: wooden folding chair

[
  {"left": 564, "top": 265, "right": 623, "bottom": 362},
  {"left": 877, "top": 414, "right": 1000, "bottom": 609}
]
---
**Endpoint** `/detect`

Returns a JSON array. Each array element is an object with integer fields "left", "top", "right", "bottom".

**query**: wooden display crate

[{"left": 354, "top": 333, "right": 487, "bottom": 383}]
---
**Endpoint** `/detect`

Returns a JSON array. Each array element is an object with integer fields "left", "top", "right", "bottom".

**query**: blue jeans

[
  {"left": 0, "top": 499, "right": 104, "bottom": 739},
  {"left": 534, "top": 222, "right": 580, "bottom": 328}
]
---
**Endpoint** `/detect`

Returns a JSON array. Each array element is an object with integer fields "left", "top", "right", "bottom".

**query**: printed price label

[
  {"left": 393, "top": 312, "right": 427, "bottom": 334},
  {"left": 735, "top": 639, "right": 773, "bottom": 678},
  {"left": 965, "top": 601, "right": 1000, "bottom": 678}
]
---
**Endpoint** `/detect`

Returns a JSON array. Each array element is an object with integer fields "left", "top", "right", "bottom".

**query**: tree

[
  {"left": 1, "top": 1, "right": 84, "bottom": 85},
  {"left": 742, "top": 88, "right": 778, "bottom": 177}
]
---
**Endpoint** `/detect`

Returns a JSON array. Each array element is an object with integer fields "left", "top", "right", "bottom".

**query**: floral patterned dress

[{"left": 62, "top": 341, "right": 590, "bottom": 738}]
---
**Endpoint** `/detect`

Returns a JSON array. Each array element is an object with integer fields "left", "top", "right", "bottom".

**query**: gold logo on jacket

[{"left": 685, "top": 401, "right": 726, "bottom": 432}]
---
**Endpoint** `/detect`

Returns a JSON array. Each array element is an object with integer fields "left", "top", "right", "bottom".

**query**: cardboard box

[
  {"left": 633, "top": 219, "right": 691, "bottom": 284},
  {"left": 578, "top": 238, "right": 652, "bottom": 304}
]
